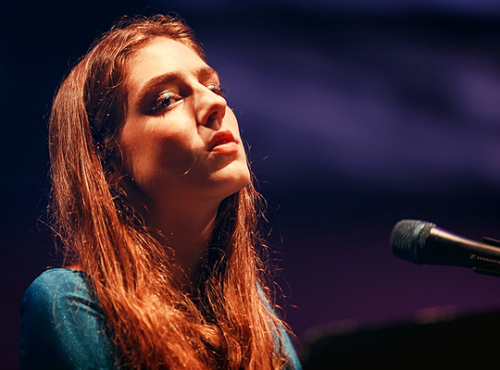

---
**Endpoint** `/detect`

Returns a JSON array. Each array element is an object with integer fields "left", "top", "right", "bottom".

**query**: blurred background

[{"left": 3, "top": 0, "right": 500, "bottom": 368}]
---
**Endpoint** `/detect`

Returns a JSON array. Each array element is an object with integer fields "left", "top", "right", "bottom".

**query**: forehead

[{"left": 126, "top": 37, "right": 208, "bottom": 86}]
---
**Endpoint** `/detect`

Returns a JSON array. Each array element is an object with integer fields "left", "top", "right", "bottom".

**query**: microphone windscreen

[{"left": 390, "top": 219, "right": 435, "bottom": 263}]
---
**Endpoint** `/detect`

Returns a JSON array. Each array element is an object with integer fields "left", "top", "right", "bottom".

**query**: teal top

[{"left": 20, "top": 268, "right": 302, "bottom": 369}]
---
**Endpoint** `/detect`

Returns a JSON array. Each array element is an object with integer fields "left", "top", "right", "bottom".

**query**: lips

[{"left": 208, "top": 130, "right": 239, "bottom": 153}]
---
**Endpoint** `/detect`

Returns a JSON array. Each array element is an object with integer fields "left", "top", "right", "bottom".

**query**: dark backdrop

[{"left": 3, "top": 1, "right": 500, "bottom": 368}]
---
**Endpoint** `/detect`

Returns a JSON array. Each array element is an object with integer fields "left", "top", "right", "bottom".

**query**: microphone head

[{"left": 390, "top": 219, "right": 435, "bottom": 263}]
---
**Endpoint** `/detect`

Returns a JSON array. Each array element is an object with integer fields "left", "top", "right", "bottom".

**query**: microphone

[{"left": 390, "top": 219, "right": 500, "bottom": 277}]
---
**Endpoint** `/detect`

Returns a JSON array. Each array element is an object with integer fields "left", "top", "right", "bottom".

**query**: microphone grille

[{"left": 390, "top": 219, "right": 435, "bottom": 263}]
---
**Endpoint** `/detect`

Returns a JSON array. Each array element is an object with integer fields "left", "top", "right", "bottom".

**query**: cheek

[
  {"left": 225, "top": 108, "right": 241, "bottom": 133},
  {"left": 118, "top": 121, "right": 201, "bottom": 184},
  {"left": 139, "top": 139, "right": 199, "bottom": 180}
]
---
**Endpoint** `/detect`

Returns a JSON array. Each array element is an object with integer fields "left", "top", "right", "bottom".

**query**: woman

[{"left": 20, "top": 13, "right": 302, "bottom": 370}]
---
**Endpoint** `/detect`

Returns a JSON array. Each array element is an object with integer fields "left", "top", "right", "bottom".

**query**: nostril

[
  {"left": 197, "top": 88, "right": 227, "bottom": 127},
  {"left": 205, "top": 110, "right": 222, "bottom": 128}
]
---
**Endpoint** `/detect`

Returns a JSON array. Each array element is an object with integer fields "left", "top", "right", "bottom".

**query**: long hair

[{"left": 48, "top": 14, "right": 294, "bottom": 369}]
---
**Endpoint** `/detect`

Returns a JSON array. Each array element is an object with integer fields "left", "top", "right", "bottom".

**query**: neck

[{"left": 145, "top": 197, "right": 220, "bottom": 280}]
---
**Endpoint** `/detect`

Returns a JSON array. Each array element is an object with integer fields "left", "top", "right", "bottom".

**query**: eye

[
  {"left": 151, "top": 91, "right": 180, "bottom": 113},
  {"left": 207, "top": 83, "right": 226, "bottom": 97}
]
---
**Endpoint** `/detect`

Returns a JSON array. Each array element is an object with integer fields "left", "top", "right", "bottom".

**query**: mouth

[{"left": 208, "top": 130, "right": 239, "bottom": 153}]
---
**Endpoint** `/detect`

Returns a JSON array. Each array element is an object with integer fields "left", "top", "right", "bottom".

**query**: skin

[{"left": 116, "top": 37, "right": 251, "bottom": 276}]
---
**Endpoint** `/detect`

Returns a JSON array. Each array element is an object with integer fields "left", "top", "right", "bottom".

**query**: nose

[{"left": 196, "top": 87, "right": 227, "bottom": 128}]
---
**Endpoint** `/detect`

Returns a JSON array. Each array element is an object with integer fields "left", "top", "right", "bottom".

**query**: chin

[
  {"left": 229, "top": 172, "right": 251, "bottom": 194},
  {"left": 217, "top": 167, "right": 251, "bottom": 198}
]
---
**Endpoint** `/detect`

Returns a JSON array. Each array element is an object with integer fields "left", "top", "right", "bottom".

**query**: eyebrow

[
  {"left": 198, "top": 66, "right": 219, "bottom": 80},
  {"left": 134, "top": 66, "right": 220, "bottom": 107}
]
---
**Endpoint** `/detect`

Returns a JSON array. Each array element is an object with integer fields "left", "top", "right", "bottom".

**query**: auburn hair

[{"left": 48, "top": 13, "right": 294, "bottom": 369}]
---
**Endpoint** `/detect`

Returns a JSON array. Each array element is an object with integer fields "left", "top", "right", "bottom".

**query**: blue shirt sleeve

[{"left": 20, "top": 268, "right": 117, "bottom": 370}]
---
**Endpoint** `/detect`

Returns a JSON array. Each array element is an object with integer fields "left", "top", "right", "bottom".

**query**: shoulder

[
  {"left": 20, "top": 268, "right": 116, "bottom": 369},
  {"left": 256, "top": 284, "right": 303, "bottom": 369},
  {"left": 24, "top": 268, "right": 89, "bottom": 300},
  {"left": 22, "top": 268, "right": 101, "bottom": 319}
]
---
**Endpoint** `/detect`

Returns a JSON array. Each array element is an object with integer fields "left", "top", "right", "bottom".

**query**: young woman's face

[{"left": 117, "top": 37, "right": 250, "bottom": 211}]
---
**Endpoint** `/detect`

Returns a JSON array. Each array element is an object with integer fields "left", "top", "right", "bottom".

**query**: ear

[
  {"left": 101, "top": 136, "right": 126, "bottom": 185},
  {"left": 105, "top": 155, "right": 123, "bottom": 185}
]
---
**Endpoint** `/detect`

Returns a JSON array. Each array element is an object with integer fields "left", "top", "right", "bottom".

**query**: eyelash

[
  {"left": 151, "top": 91, "right": 180, "bottom": 113},
  {"left": 207, "top": 83, "right": 227, "bottom": 97},
  {"left": 150, "top": 84, "right": 227, "bottom": 113}
]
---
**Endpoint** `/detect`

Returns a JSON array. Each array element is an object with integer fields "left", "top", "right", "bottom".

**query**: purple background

[{"left": 4, "top": 0, "right": 500, "bottom": 368}]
